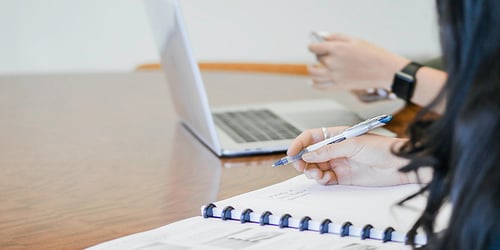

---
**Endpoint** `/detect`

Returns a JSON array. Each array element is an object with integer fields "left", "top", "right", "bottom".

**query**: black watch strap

[{"left": 391, "top": 62, "right": 422, "bottom": 102}]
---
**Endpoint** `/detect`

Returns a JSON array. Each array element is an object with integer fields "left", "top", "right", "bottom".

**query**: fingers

[
  {"left": 307, "top": 64, "right": 329, "bottom": 76},
  {"left": 289, "top": 126, "right": 348, "bottom": 174},
  {"left": 324, "top": 33, "right": 352, "bottom": 42},
  {"left": 308, "top": 33, "right": 351, "bottom": 56},
  {"left": 287, "top": 127, "right": 325, "bottom": 156},
  {"left": 307, "top": 65, "right": 332, "bottom": 84},
  {"left": 320, "top": 171, "right": 338, "bottom": 185},
  {"left": 308, "top": 42, "right": 331, "bottom": 56},
  {"left": 303, "top": 163, "right": 339, "bottom": 185},
  {"left": 304, "top": 164, "right": 322, "bottom": 180},
  {"left": 302, "top": 137, "right": 361, "bottom": 163},
  {"left": 292, "top": 160, "right": 307, "bottom": 173},
  {"left": 287, "top": 126, "right": 347, "bottom": 156}
]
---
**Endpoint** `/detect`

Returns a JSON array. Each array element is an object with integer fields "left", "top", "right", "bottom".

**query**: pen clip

[
  {"left": 345, "top": 116, "right": 379, "bottom": 131},
  {"left": 344, "top": 115, "right": 391, "bottom": 132}
]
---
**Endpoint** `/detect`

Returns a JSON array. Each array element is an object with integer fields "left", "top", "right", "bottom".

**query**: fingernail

[
  {"left": 321, "top": 172, "right": 331, "bottom": 182},
  {"left": 304, "top": 170, "right": 313, "bottom": 179},
  {"left": 310, "top": 169, "right": 322, "bottom": 179},
  {"left": 292, "top": 162, "right": 302, "bottom": 172}
]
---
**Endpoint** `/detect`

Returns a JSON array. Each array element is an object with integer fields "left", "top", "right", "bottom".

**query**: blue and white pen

[{"left": 272, "top": 114, "right": 393, "bottom": 167}]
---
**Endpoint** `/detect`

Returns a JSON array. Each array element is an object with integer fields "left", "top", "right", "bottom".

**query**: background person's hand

[
  {"left": 287, "top": 126, "right": 413, "bottom": 186},
  {"left": 308, "top": 34, "right": 409, "bottom": 91}
]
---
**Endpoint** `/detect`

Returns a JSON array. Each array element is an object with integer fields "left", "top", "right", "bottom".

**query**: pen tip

[{"left": 272, "top": 158, "right": 287, "bottom": 167}]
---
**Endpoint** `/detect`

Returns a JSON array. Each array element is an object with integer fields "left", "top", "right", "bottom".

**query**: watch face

[
  {"left": 392, "top": 72, "right": 416, "bottom": 101},
  {"left": 392, "top": 62, "right": 421, "bottom": 102},
  {"left": 395, "top": 71, "right": 415, "bottom": 82}
]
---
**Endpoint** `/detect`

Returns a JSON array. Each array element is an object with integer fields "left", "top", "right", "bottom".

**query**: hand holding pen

[
  {"left": 273, "top": 115, "right": 392, "bottom": 167},
  {"left": 274, "top": 114, "right": 417, "bottom": 186}
]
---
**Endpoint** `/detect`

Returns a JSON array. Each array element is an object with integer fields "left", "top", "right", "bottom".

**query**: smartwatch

[{"left": 391, "top": 62, "right": 422, "bottom": 102}]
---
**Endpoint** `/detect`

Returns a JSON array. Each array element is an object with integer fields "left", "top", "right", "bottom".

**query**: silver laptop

[{"left": 144, "top": 0, "right": 365, "bottom": 157}]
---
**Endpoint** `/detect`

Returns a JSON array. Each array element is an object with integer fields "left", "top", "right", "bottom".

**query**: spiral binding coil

[
  {"left": 279, "top": 214, "right": 291, "bottom": 228},
  {"left": 361, "top": 224, "right": 373, "bottom": 240},
  {"left": 299, "top": 216, "right": 311, "bottom": 231},
  {"left": 341, "top": 222, "right": 352, "bottom": 237},
  {"left": 383, "top": 227, "right": 395, "bottom": 242},
  {"left": 221, "top": 206, "right": 234, "bottom": 221},
  {"left": 259, "top": 211, "right": 272, "bottom": 226},
  {"left": 319, "top": 219, "right": 332, "bottom": 234},
  {"left": 201, "top": 203, "right": 427, "bottom": 245}
]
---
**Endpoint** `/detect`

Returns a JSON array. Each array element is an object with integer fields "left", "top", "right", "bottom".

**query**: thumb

[{"left": 302, "top": 138, "right": 360, "bottom": 163}]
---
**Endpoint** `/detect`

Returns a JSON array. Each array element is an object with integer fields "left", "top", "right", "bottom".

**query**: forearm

[
  {"left": 411, "top": 67, "right": 447, "bottom": 114},
  {"left": 307, "top": 34, "right": 448, "bottom": 113},
  {"left": 382, "top": 64, "right": 447, "bottom": 114},
  {"left": 367, "top": 45, "right": 448, "bottom": 112}
]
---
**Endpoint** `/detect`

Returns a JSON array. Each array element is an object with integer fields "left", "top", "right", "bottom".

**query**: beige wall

[{"left": 0, "top": 0, "right": 440, "bottom": 74}]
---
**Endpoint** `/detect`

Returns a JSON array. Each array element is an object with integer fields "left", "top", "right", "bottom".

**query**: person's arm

[
  {"left": 411, "top": 66, "right": 447, "bottom": 114},
  {"left": 308, "top": 34, "right": 447, "bottom": 114}
]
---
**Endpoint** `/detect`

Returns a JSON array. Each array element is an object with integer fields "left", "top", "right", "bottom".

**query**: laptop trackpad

[{"left": 283, "top": 109, "right": 361, "bottom": 130}]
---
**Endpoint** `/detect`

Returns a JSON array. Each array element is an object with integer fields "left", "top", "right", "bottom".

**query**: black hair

[{"left": 396, "top": 0, "right": 500, "bottom": 249}]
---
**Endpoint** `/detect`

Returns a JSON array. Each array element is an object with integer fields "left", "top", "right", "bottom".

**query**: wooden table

[{"left": 0, "top": 70, "right": 417, "bottom": 249}]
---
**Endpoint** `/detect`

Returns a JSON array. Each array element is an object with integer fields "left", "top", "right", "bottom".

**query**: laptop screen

[{"left": 144, "top": 0, "right": 223, "bottom": 154}]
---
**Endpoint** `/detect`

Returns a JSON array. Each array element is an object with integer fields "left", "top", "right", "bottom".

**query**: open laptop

[{"left": 144, "top": 0, "right": 370, "bottom": 157}]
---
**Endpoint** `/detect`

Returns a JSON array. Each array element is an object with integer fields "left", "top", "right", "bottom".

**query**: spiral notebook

[{"left": 87, "top": 175, "right": 449, "bottom": 250}]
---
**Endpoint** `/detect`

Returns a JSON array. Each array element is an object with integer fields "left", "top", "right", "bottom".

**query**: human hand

[
  {"left": 287, "top": 126, "right": 413, "bottom": 186},
  {"left": 308, "top": 33, "right": 409, "bottom": 90}
]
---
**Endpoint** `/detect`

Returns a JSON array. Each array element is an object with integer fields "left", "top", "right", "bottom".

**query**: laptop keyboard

[{"left": 213, "top": 109, "right": 301, "bottom": 143}]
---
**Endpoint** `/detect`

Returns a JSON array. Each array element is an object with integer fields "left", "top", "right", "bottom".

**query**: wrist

[
  {"left": 383, "top": 57, "right": 410, "bottom": 90},
  {"left": 391, "top": 61, "right": 423, "bottom": 102},
  {"left": 405, "top": 167, "right": 433, "bottom": 184}
]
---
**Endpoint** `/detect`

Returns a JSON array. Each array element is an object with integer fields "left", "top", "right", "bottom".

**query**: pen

[{"left": 272, "top": 114, "right": 393, "bottom": 167}]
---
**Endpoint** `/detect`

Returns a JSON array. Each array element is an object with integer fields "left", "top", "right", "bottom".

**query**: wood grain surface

[{"left": 0, "top": 69, "right": 419, "bottom": 249}]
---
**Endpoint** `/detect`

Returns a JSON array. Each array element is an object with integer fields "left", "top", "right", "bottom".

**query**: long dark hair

[{"left": 397, "top": 0, "right": 500, "bottom": 249}]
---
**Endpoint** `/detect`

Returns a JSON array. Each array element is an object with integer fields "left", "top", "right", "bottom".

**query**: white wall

[{"left": 0, "top": 0, "right": 440, "bottom": 74}]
